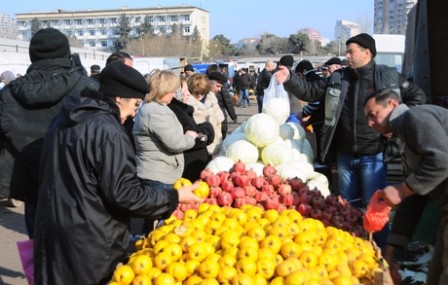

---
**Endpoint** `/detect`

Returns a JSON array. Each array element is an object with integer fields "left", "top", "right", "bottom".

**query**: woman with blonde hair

[
  {"left": 133, "top": 70, "right": 198, "bottom": 233},
  {"left": 187, "top": 73, "right": 225, "bottom": 156}
]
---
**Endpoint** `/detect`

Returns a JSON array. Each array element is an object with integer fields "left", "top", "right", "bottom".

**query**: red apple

[
  {"left": 231, "top": 160, "right": 246, "bottom": 174},
  {"left": 268, "top": 174, "right": 282, "bottom": 187},
  {"left": 261, "top": 184, "right": 275, "bottom": 195},
  {"left": 263, "top": 164, "right": 277, "bottom": 177},
  {"left": 204, "top": 174, "right": 221, "bottom": 187},
  {"left": 200, "top": 169, "right": 213, "bottom": 180},
  {"left": 217, "top": 192, "right": 233, "bottom": 206},
  {"left": 205, "top": 197, "right": 218, "bottom": 205},
  {"left": 287, "top": 177, "right": 305, "bottom": 191},
  {"left": 280, "top": 193, "right": 294, "bottom": 206},
  {"left": 245, "top": 169, "right": 257, "bottom": 180},
  {"left": 231, "top": 187, "right": 246, "bottom": 199},
  {"left": 277, "top": 183, "right": 292, "bottom": 196},
  {"left": 172, "top": 209, "right": 184, "bottom": 219},
  {"left": 262, "top": 197, "right": 280, "bottom": 210},
  {"left": 217, "top": 171, "right": 230, "bottom": 184},
  {"left": 233, "top": 198, "right": 246, "bottom": 208},
  {"left": 244, "top": 185, "right": 257, "bottom": 197},
  {"left": 251, "top": 176, "right": 266, "bottom": 189},
  {"left": 232, "top": 174, "right": 250, "bottom": 187},
  {"left": 254, "top": 191, "right": 268, "bottom": 203},
  {"left": 209, "top": 186, "right": 222, "bottom": 198},
  {"left": 221, "top": 180, "right": 235, "bottom": 193}
]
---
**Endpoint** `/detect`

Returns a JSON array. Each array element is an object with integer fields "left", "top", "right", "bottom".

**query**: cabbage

[
  {"left": 205, "top": 156, "right": 235, "bottom": 174},
  {"left": 225, "top": 140, "right": 259, "bottom": 163},
  {"left": 307, "top": 171, "right": 330, "bottom": 187},
  {"left": 275, "top": 160, "right": 314, "bottom": 181},
  {"left": 243, "top": 113, "right": 280, "bottom": 147},
  {"left": 286, "top": 122, "right": 306, "bottom": 141},
  {"left": 306, "top": 180, "right": 331, "bottom": 197},
  {"left": 301, "top": 139, "right": 315, "bottom": 163},
  {"left": 261, "top": 142, "right": 294, "bottom": 166},
  {"left": 279, "top": 123, "right": 295, "bottom": 140},
  {"left": 220, "top": 132, "right": 247, "bottom": 155},
  {"left": 262, "top": 97, "right": 290, "bottom": 124}
]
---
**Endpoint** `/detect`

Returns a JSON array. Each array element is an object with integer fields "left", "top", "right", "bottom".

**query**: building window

[
  {"left": 170, "top": 15, "right": 178, "bottom": 22},
  {"left": 77, "top": 30, "right": 84, "bottom": 36},
  {"left": 101, "top": 41, "right": 107, "bottom": 47},
  {"left": 184, "top": 26, "right": 190, "bottom": 33},
  {"left": 113, "top": 29, "right": 119, "bottom": 35},
  {"left": 148, "top": 16, "right": 154, "bottom": 23},
  {"left": 184, "top": 15, "right": 190, "bottom": 21},
  {"left": 89, "top": 30, "right": 95, "bottom": 36},
  {"left": 88, "top": 19, "right": 94, "bottom": 25},
  {"left": 67, "top": 31, "right": 73, "bottom": 37},
  {"left": 75, "top": 19, "right": 83, "bottom": 25},
  {"left": 99, "top": 18, "right": 106, "bottom": 24},
  {"left": 89, "top": 41, "right": 95, "bottom": 47},
  {"left": 100, "top": 30, "right": 107, "bottom": 35},
  {"left": 111, "top": 18, "right": 117, "bottom": 24},
  {"left": 159, "top": 16, "right": 165, "bottom": 22},
  {"left": 135, "top": 16, "right": 141, "bottom": 23},
  {"left": 64, "top": 20, "right": 71, "bottom": 25},
  {"left": 135, "top": 28, "right": 141, "bottom": 36}
]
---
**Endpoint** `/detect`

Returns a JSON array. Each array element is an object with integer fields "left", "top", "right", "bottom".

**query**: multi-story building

[
  {"left": 0, "top": 13, "right": 16, "bottom": 39},
  {"left": 15, "top": 5, "right": 209, "bottom": 51},
  {"left": 374, "top": 0, "right": 417, "bottom": 34},
  {"left": 335, "top": 20, "right": 361, "bottom": 43}
]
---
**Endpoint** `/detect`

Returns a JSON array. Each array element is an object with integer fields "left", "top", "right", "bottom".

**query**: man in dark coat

[
  {"left": 33, "top": 62, "right": 202, "bottom": 285},
  {"left": 0, "top": 28, "right": 99, "bottom": 238},
  {"left": 255, "top": 59, "right": 276, "bottom": 113},
  {"left": 275, "top": 33, "right": 426, "bottom": 249},
  {"left": 208, "top": 71, "right": 237, "bottom": 139}
]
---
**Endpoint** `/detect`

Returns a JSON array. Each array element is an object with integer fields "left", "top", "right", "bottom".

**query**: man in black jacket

[
  {"left": 275, "top": 33, "right": 426, "bottom": 248},
  {"left": 0, "top": 28, "right": 99, "bottom": 238},
  {"left": 208, "top": 71, "right": 237, "bottom": 139},
  {"left": 255, "top": 59, "right": 276, "bottom": 113}
]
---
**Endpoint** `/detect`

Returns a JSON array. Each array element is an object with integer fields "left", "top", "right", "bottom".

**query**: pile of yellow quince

[{"left": 109, "top": 204, "right": 382, "bottom": 285}]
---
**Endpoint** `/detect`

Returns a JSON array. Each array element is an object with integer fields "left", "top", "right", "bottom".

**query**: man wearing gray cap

[{"left": 274, "top": 33, "right": 426, "bottom": 249}]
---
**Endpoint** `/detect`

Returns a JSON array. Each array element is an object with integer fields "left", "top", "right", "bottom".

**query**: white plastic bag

[{"left": 262, "top": 77, "right": 290, "bottom": 124}]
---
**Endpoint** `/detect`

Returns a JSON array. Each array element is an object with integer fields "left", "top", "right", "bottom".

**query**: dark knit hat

[
  {"left": 324, "top": 57, "right": 342, "bottom": 66},
  {"left": 346, "top": 33, "right": 376, "bottom": 57},
  {"left": 100, "top": 62, "right": 149, "bottom": 99},
  {"left": 295, "top": 60, "right": 314, "bottom": 73},
  {"left": 207, "top": 71, "right": 228, "bottom": 85},
  {"left": 90, "top": 64, "right": 101, "bottom": 73},
  {"left": 279, "top": 55, "right": 294, "bottom": 68},
  {"left": 184, "top": 64, "right": 194, "bottom": 72},
  {"left": 29, "top": 28, "right": 71, "bottom": 63}
]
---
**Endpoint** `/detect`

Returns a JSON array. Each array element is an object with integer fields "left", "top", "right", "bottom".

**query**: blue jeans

[
  {"left": 238, "top": 89, "right": 250, "bottom": 107},
  {"left": 337, "top": 151, "right": 389, "bottom": 248}
]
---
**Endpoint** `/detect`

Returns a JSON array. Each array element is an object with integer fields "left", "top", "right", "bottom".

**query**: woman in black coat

[{"left": 168, "top": 78, "right": 215, "bottom": 181}]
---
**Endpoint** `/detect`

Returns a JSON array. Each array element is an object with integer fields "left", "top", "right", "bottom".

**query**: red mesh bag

[{"left": 363, "top": 190, "right": 391, "bottom": 233}]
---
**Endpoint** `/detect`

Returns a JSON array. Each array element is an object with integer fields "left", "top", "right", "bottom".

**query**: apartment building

[
  {"left": 0, "top": 14, "right": 16, "bottom": 39},
  {"left": 15, "top": 5, "right": 210, "bottom": 50},
  {"left": 374, "top": 0, "right": 417, "bottom": 34}
]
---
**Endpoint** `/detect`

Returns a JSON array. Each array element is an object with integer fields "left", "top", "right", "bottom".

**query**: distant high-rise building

[
  {"left": 0, "top": 13, "right": 17, "bottom": 39},
  {"left": 15, "top": 6, "right": 209, "bottom": 51},
  {"left": 335, "top": 20, "right": 360, "bottom": 43},
  {"left": 374, "top": 0, "right": 417, "bottom": 34},
  {"left": 298, "top": 28, "right": 321, "bottom": 42}
]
